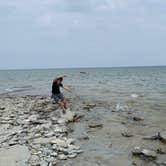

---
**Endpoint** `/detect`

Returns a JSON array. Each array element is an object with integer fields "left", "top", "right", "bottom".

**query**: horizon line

[{"left": 0, "top": 65, "right": 166, "bottom": 71}]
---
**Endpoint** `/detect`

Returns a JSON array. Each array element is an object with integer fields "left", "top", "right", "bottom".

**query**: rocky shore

[{"left": 0, "top": 95, "right": 166, "bottom": 166}]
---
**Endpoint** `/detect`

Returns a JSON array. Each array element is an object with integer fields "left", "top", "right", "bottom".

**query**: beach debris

[
  {"left": 121, "top": 130, "right": 133, "bottom": 137},
  {"left": 80, "top": 71, "right": 87, "bottom": 74},
  {"left": 143, "top": 132, "right": 161, "bottom": 140},
  {"left": 143, "top": 131, "right": 166, "bottom": 143},
  {"left": 132, "top": 147, "right": 157, "bottom": 159}
]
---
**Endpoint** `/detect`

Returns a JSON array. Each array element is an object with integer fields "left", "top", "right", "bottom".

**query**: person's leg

[
  {"left": 63, "top": 99, "right": 67, "bottom": 109},
  {"left": 59, "top": 93, "right": 67, "bottom": 110},
  {"left": 58, "top": 101, "right": 66, "bottom": 113}
]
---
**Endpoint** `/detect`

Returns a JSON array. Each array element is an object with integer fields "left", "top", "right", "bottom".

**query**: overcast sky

[{"left": 0, "top": 0, "right": 166, "bottom": 69}]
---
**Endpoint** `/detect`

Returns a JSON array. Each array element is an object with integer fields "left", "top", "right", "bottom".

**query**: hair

[{"left": 53, "top": 77, "right": 63, "bottom": 83}]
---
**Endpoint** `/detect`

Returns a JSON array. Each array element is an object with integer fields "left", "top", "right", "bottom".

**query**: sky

[{"left": 0, "top": 0, "right": 166, "bottom": 69}]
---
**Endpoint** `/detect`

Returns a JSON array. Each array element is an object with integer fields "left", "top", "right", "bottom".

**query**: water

[
  {"left": 0, "top": 66, "right": 166, "bottom": 165},
  {"left": 0, "top": 66, "right": 166, "bottom": 111}
]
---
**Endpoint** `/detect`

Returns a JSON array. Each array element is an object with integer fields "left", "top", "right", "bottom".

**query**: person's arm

[{"left": 62, "top": 86, "right": 72, "bottom": 93}]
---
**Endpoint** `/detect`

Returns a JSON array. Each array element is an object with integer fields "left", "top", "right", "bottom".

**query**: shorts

[{"left": 51, "top": 93, "right": 64, "bottom": 102}]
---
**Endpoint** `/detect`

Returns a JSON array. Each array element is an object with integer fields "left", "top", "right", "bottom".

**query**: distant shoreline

[{"left": 0, "top": 65, "right": 165, "bottom": 71}]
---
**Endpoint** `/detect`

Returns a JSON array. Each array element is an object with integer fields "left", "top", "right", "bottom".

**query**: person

[{"left": 51, "top": 76, "right": 71, "bottom": 112}]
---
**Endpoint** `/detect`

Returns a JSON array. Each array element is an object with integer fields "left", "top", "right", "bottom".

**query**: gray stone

[
  {"left": 121, "top": 131, "right": 133, "bottom": 137},
  {"left": 133, "top": 116, "right": 144, "bottom": 121},
  {"left": 58, "top": 154, "right": 67, "bottom": 160},
  {"left": 51, "top": 152, "right": 58, "bottom": 157},
  {"left": 88, "top": 122, "right": 103, "bottom": 128},
  {"left": 68, "top": 153, "right": 77, "bottom": 158},
  {"left": 132, "top": 147, "right": 157, "bottom": 159},
  {"left": 159, "top": 131, "right": 166, "bottom": 143}
]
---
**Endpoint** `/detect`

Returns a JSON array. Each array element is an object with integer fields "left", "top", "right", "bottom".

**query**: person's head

[{"left": 54, "top": 76, "right": 63, "bottom": 83}]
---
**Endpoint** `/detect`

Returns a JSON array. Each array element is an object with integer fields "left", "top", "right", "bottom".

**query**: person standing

[{"left": 51, "top": 76, "right": 71, "bottom": 112}]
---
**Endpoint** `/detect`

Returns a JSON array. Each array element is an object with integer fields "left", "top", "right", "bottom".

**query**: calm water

[{"left": 0, "top": 66, "right": 166, "bottom": 111}]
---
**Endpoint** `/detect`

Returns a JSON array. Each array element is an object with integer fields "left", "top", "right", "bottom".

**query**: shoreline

[{"left": 0, "top": 95, "right": 165, "bottom": 166}]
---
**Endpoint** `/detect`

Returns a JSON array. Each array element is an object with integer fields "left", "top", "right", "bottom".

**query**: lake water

[{"left": 0, "top": 66, "right": 166, "bottom": 112}]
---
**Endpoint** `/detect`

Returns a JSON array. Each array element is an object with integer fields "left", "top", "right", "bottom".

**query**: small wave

[
  {"left": 115, "top": 104, "right": 129, "bottom": 111},
  {"left": 131, "top": 94, "right": 139, "bottom": 98},
  {"left": 5, "top": 88, "right": 13, "bottom": 92},
  {"left": 4, "top": 85, "right": 33, "bottom": 93},
  {"left": 12, "top": 85, "right": 33, "bottom": 89}
]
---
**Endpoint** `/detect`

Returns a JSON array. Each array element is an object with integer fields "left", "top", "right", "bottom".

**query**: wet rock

[
  {"left": 58, "top": 154, "right": 67, "bottom": 160},
  {"left": 28, "top": 115, "right": 38, "bottom": 122},
  {"left": 66, "top": 138, "right": 75, "bottom": 145},
  {"left": 68, "top": 153, "right": 77, "bottom": 158},
  {"left": 72, "top": 114, "right": 84, "bottom": 122},
  {"left": 0, "top": 107, "right": 5, "bottom": 110},
  {"left": 68, "top": 144, "right": 81, "bottom": 151},
  {"left": 0, "top": 96, "right": 82, "bottom": 165},
  {"left": 156, "top": 148, "right": 166, "bottom": 154},
  {"left": 83, "top": 103, "right": 96, "bottom": 111},
  {"left": 69, "top": 149, "right": 83, "bottom": 154},
  {"left": 143, "top": 133, "right": 160, "bottom": 140},
  {"left": 154, "top": 160, "right": 166, "bottom": 166},
  {"left": 44, "top": 132, "right": 55, "bottom": 138},
  {"left": 78, "top": 135, "right": 89, "bottom": 141},
  {"left": 80, "top": 71, "right": 87, "bottom": 74},
  {"left": 62, "top": 109, "right": 76, "bottom": 123},
  {"left": 133, "top": 116, "right": 144, "bottom": 121},
  {"left": 47, "top": 161, "right": 57, "bottom": 166},
  {"left": 8, "top": 141, "right": 18, "bottom": 146},
  {"left": 115, "top": 104, "right": 129, "bottom": 112},
  {"left": 88, "top": 122, "right": 103, "bottom": 128},
  {"left": 132, "top": 147, "right": 157, "bottom": 159},
  {"left": 51, "top": 152, "right": 58, "bottom": 157},
  {"left": 121, "top": 131, "right": 133, "bottom": 137},
  {"left": 143, "top": 131, "right": 166, "bottom": 143},
  {"left": 50, "top": 138, "right": 68, "bottom": 147},
  {"left": 159, "top": 131, "right": 166, "bottom": 143}
]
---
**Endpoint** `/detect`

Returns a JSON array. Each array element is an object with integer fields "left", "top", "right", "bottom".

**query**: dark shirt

[{"left": 52, "top": 82, "right": 63, "bottom": 94}]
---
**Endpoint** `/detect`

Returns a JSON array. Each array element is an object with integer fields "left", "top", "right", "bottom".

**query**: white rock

[
  {"left": 50, "top": 138, "right": 68, "bottom": 147},
  {"left": 142, "top": 149, "right": 157, "bottom": 158},
  {"left": 62, "top": 110, "right": 76, "bottom": 122},
  {"left": 68, "top": 153, "right": 77, "bottom": 158},
  {"left": 51, "top": 152, "right": 58, "bottom": 157},
  {"left": 66, "top": 138, "right": 75, "bottom": 145},
  {"left": 58, "top": 154, "right": 67, "bottom": 160}
]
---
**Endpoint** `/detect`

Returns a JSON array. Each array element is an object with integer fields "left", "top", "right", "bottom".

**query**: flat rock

[
  {"left": 133, "top": 116, "right": 144, "bottom": 121},
  {"left": 78, "top": 135, "right": 89, "bottom": 141},
  {"left": 58, "top": 154, "right": 67, "bottom": 160},
  {"left": 132, "top": 147, "right": 157, "bottom": 159},
  {"left": 88, "top": 122, "right": 103, "bottom": 128},
  {"left": 159, "top": 131, "right": 166, "bottom": 143},
  {"left": 62, "top": 110, "right": 76, "bottom": 123},
  {"left": 121, "top": 131, "right": 133, "bottom": 137},
  {"left": 68, "top": 153, "right": 77, "bottom": 158}
]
